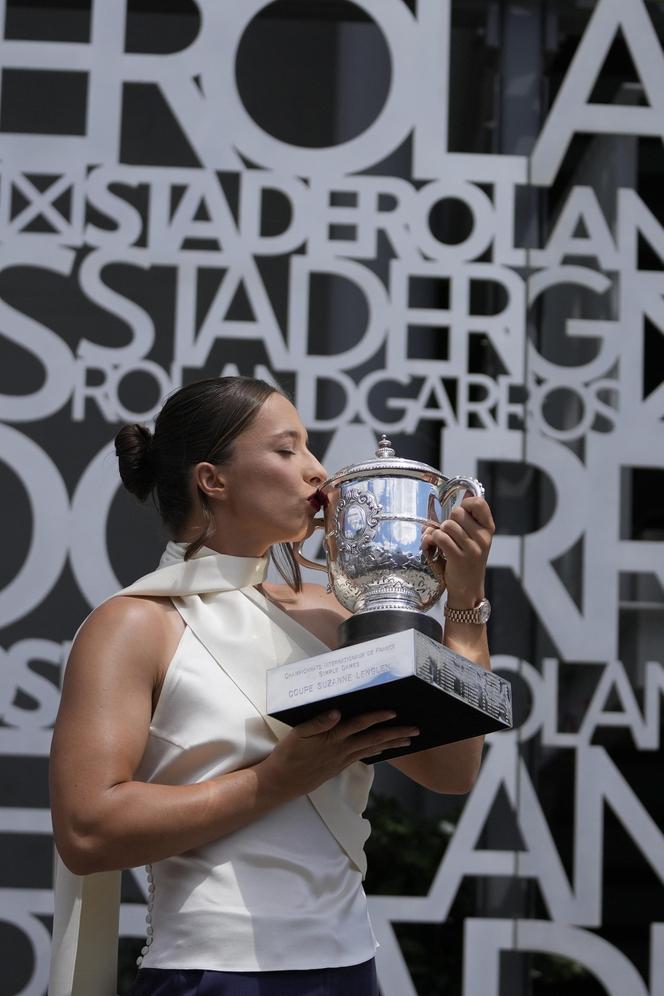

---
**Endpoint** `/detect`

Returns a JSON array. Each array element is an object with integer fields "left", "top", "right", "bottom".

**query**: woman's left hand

[{"left": 421, "top": 495, "right": 495, "bottom": 607}]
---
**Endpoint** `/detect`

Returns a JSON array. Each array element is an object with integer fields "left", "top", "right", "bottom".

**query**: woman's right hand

[{"left": 259, "top": 709, "right": 419, "bottom": 800}]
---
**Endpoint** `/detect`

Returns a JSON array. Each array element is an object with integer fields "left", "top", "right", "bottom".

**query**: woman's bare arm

[
  {"left": 388, "top": 494, "right": 495, "bottom": 792},
  {"left": 50, "top": 595, "right": 416, "bottom": 875}
]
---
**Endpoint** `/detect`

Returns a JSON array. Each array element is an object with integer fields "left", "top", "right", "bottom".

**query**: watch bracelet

[
  {"left": 444, "top": 597, "right": 490, "bottom": 625},
  {"left": 445, "top": 605, "right": 481, "bottom": 624}
]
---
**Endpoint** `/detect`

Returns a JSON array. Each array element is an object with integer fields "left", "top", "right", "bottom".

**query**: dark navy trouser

[{"left": 128, "top": 959, "right": 379, "bottom": 995}]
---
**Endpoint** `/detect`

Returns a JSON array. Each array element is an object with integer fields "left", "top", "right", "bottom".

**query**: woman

[{"left": 49, "top": 376, "right": 495, "bottom": 996}]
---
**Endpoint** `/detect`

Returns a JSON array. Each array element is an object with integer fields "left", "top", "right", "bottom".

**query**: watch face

[{"left": 478, "top": 598, "right": 491, "bottom": 623}]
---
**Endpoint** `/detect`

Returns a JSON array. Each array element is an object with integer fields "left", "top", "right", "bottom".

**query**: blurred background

[{"left": 1, "top": 1, "right": 663, "bottom": 994}]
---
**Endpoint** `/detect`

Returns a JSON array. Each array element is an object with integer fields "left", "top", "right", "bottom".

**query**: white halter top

[{"left": 49, "top": 544, "right": 376, "bottom": 993}]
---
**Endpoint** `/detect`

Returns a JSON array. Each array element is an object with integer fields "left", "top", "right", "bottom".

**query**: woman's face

[{"left": 197, "top": 392, "right": 328, "bottom": 555}]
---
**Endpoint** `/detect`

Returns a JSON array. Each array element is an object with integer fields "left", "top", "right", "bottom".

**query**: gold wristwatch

[{"left": 444, "top": 597, "right": 491, "bottom": 625}]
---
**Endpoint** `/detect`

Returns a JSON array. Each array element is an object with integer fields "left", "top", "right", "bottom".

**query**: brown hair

[{"left": 114, "top": 376, "right": 303, "bottom": 590}]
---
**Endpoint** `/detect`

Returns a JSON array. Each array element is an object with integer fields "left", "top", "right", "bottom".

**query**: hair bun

[{"left": 115, "top": 424, "right": 157, "bottom": 501}]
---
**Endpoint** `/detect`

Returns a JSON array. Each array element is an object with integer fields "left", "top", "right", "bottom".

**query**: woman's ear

[{"left": 193, "top": 462, "right": 226, "bottom": 501}]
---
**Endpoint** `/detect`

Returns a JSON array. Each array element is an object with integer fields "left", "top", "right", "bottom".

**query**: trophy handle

[
  {"left": 427, "top": 477, "right": 485, "bottom": 565},
  {"left": 438, "top": 476, "right": 485, "bottom": 515},
  {"left": 293, "top": 518, "right": 328, "bottom": 573}
]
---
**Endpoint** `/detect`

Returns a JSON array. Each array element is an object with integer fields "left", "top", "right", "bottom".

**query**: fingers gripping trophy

[{"left": 266, "top": 437, "right": 512, "bottom": 762}]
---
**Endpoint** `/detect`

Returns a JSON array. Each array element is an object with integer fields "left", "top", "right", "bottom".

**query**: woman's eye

[{"left": 278, "top": 449, "right": 296, "bottom": 456}]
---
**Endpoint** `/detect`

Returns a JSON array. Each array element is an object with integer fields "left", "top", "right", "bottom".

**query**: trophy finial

[{"left": 376, "top": 434, "right": 396, "bottom": 458}]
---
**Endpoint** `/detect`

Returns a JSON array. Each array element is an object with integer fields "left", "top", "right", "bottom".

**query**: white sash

[{"left": 49, "top": 545, "right": 371, "bottom": 996}]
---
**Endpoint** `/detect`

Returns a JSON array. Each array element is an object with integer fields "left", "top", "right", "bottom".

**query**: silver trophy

[
  {"left": 297, "top": 435, "right": 484, "bottom": 648},
  {"left": 271, "top": 437, "right": 512, "bottom": 758}
]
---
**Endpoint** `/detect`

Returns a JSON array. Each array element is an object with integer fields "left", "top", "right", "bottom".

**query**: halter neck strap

[{"left": 119, "top": 542, "right": 268, "bottom": 598}]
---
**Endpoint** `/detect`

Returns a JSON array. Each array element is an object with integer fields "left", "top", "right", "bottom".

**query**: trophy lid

[{"left": 322, "top": 435, "right": 446, "bottom": 489}]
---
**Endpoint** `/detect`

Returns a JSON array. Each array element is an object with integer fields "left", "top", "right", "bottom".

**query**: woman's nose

[{"left": 308, "top": 455, "right": 327, "bottom": 484}]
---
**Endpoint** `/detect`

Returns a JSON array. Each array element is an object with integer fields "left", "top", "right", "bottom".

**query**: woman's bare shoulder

[
  {"left": 262, "top": 580, "right": 350, "bottom": 618},
  {"left": 298, "top": 583, "right": 351, "bottom": 618},
  {"left": 96, "top": 592, "right": 178, "bottom": 621},
  {"left": 70, "top": 594, "right": 184, "bottom": 676},
  {"left": 260, "top": 581, "right": 350, "bottom": 649}
]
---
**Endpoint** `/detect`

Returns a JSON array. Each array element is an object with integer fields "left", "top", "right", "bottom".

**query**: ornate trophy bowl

[{"left": 297, "top": 436, "right": 484, "bottom": 648}]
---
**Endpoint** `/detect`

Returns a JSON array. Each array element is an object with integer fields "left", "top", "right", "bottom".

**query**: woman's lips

[{"left": 307, "top": 489, "right": 329, "bottom": 512}]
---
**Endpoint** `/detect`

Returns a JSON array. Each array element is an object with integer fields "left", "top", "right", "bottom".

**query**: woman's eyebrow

[{"left": 271, "top": 429, "right": 310, "bottom": 444}]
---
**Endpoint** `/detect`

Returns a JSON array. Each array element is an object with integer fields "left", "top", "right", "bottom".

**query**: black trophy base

[
  {"left": 267, "top": 629, "right": 512, "bottom": 765},
  {"left": 338, "top": 608, "right": 442, "bottom": 648}
]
